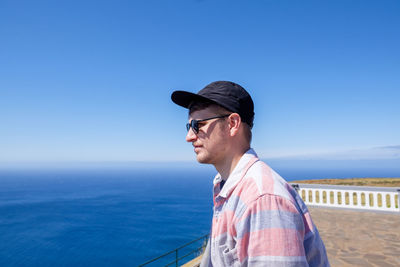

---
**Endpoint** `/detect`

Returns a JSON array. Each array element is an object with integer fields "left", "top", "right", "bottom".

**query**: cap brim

[{"left": 171, "top": 90, "right": 215, "bottom": 109}]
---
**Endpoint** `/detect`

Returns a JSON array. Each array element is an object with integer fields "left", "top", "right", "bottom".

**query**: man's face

[{"left": 186, "top": 107, "right": 230, "bottom": 165}]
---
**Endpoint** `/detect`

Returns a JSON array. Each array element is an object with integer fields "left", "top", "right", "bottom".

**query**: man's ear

[{"left": 228, "top": 113, "right": 241, "bottom": 137}]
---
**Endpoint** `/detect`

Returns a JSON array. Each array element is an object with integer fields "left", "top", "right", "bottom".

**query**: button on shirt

[{"left": 202, "top": 149, "right": 329, "bottom": 267}]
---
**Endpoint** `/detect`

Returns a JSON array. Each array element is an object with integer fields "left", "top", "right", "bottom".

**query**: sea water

[{"left": 0, "top": 167, "right": 215, "bottom": 266}]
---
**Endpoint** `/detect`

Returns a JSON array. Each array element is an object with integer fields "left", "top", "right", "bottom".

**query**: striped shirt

[{"left": 201, "top": 149, "right": 329, "bottom": 267}]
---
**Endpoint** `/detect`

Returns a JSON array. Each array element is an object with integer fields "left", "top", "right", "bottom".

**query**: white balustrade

[{"left": 291, "top": 183, "right": 400, "bottom": 213}]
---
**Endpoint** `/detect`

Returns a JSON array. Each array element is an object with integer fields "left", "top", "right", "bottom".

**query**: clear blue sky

[{"left": 1, "top": 0, "right": 399, "bottom": 162}]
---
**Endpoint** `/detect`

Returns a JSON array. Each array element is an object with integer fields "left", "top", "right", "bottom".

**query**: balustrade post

[
  {"left": 357, "top": 192, "right": 361, "bottom": 207},
  {"left": 397, "top": 190, "right": 400, "bottom": 212},
  {"left": 304, "top": 190, "right": 309, "bottom": 204},
  {"left": 349, "top": 191, "right": 353, "bottom": 206},
  {"left": 333, "top": 190, "right": 338, "bottom": 206},
  {"left": 328, "top": 191, "right": 332, "bottom": 205},
  {"left": 382, "top": 193, "right": 387, "bottom": 209},
  {"left": 341, "top": 190, "right": 345, "bottom": 206},
  {"left": 374, "top": 192, "right": 379, "bottom": 208},
  {"left": 310, "top": 190, "right": 314, "bottom": 204},
  {"left": 394, "top": 192, "right": 398, "bottom": 211},
  {"left": 368, "top": 192, "right": 372, "bottom": 208}
]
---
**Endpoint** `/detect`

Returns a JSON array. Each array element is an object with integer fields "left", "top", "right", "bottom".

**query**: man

[{"left": 171, "top": 81, "right": 329, "bottom": 266}]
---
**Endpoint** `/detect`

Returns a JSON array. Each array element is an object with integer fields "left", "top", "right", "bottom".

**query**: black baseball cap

[{"left": 171, "top": 81, "right": 255, "bottom": 128}]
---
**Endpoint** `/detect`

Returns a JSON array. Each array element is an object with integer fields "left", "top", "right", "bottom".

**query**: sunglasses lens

[
  {"left": 186, "top": 120, "right": 199, "bottom": 133},
  {"left": 192, "top": 120, "right": 198, "bottom": 133}
]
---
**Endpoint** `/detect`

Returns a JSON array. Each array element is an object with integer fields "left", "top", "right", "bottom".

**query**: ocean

[{"left": 1, "top": 162, "right": 399, "bottom": 266}]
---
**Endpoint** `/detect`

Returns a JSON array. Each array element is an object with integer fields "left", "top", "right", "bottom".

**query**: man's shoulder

[{"left": 235, "top": 160, "right": 297, "bottom": 204}]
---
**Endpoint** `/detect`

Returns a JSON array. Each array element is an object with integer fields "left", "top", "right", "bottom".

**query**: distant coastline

[{"left": 292, "top": 177, "right": 400, "bottom": 187}]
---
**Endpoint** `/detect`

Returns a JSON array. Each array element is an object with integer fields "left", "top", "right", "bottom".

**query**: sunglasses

[{"left": 186, "top": 114, "right": 230, "bottom": 134}]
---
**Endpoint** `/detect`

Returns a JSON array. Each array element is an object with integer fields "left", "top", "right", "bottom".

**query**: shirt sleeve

[{"left": 234, "top": 194, "right": 309, "bottom": 267}]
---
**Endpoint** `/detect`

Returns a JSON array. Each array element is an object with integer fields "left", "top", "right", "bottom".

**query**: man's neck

[{"left": 214, "top": 147, "right": 250, "bottom": 180}]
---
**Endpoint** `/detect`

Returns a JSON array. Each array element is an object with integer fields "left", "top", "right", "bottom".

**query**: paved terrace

[
  {"left": 184, "top": 207, "right": 400, "bottom": 267},
  {"left": 308, "top": 207, "right": 400, "bottom": 266}
]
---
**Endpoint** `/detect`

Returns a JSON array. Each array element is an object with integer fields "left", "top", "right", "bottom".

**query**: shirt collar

[{"left": 213, "top": 148, "right": 259, "bottom": 199}]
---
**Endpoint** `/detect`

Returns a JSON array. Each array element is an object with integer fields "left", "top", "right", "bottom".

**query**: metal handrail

[{"left": 138, "top": 234, "right": 209, "bottom": 267}]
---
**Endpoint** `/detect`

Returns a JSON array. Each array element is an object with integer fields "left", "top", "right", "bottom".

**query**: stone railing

[{"left": 290, "top": 183, "right": 400, "bottom": 213}]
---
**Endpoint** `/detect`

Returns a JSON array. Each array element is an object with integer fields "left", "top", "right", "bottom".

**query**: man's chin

[{"left": 196, "top": 153, "right": 212, "bottom": 164}]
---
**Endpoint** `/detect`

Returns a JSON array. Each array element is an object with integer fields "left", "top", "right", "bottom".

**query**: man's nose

[{"left": 186, "top": 128, "right": 197, "bottom": 142}]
